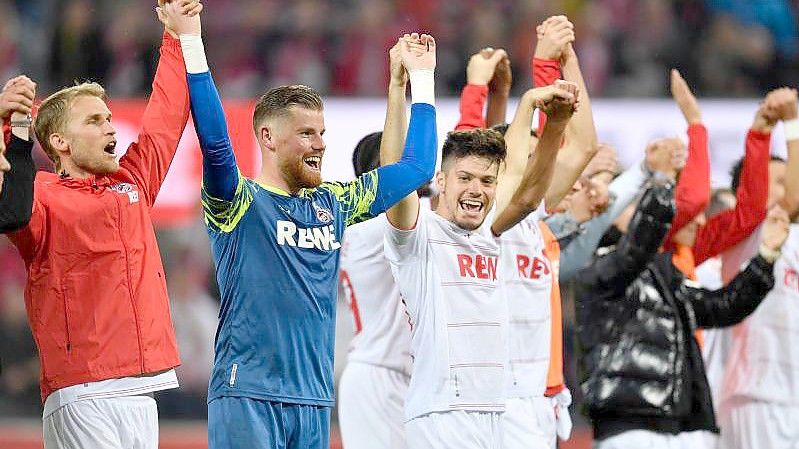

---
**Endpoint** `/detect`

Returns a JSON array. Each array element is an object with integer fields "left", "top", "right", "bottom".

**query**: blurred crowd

[{"left": 1, "top": 0, "right": 797, "bottom": 98}]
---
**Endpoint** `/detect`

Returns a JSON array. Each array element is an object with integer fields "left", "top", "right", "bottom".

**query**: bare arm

[
  {"left": 486, "top": 53, "right": 511, "bottom": 127},
  {"left": 545, "top": 44, "right": 598, "bottom": 208}
]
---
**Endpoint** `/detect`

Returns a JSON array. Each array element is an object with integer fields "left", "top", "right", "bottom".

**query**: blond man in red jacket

[{"left": 2, "top": 2, "right": 202, "bottom": 448}]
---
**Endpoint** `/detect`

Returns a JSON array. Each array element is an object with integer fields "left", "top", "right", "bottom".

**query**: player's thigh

[
  {"left": 288, "top": 404, "right": 330, "bottom": 449},
  {"left": 43, "top": 397, "right": 150, "bottom": 449},
  {"left": 339, "top": 362, "right": 407, "bottom": 449},
  {"left": 502, "top": 397, "right": 551, "bottom": 449},
  {"left": 208, "top": 397, "right": 283, "bottom": 449},
  {"left": 406, "top": 411, "right": 501, "bottom": 449}
]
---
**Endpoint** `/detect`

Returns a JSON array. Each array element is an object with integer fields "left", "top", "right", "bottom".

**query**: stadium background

[{"left": 1, "top": 0, "right": 797, "bottom": 447}]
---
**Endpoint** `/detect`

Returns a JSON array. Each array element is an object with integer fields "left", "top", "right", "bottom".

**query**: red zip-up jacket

[{"left": 6, "top": 33, "right": 188, "bottom": 402}]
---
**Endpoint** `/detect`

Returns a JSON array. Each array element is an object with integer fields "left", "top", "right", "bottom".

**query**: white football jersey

[
  {"left": 498, "top": 208, "right": 552, "bottom": 399},
  {"left": 340, "top": 214, "right": 413, "bottom": 375},
  {"left": 721, "top": 224, "right": 799, "bottom": 404},
  {"left": 385, "top": 207, "right": 504, "bottom": 420}
]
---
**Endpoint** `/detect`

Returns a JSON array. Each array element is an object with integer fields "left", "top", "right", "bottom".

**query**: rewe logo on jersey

[
  {"left": 457, "top": 253, "right": 498, "bottom": 280},
  {"left": 784, "top": 267, "right": 799, "bottom": 293},
  {"left": 516, "top": 254, "right": 550, "bottom": 280},
  {"left": 276, "top": 220, "right": 341, "bottom": 250}
]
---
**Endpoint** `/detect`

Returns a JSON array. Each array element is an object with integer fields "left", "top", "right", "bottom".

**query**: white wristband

[
  {"left": 784, "top": 118, "right": 799, "bottom": 142},
  {"left": 179, "top": 34, "right": 209, "bottom": 74},
  {"left": 408, "top": 69, "right": 435, "bottom": 107}
]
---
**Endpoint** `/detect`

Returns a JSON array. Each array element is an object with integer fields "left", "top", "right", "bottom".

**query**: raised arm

[
  {"left": 454, "top": 48, "right": 506, "bottom": 130},
  {"left": 533, "top": 15, "right": 573, "bottom": 131},
  {"left": 692, "top": 99, "right": 778, "bottom": 264},
  {"left": 162, "top": 1, "right": 239, "bottom": 204},
  {"left": 691, "top": 207, "right": 788, "bottom": 327},
  {"left": 492, "top": 82, "right": 577, "bottom": 235},
  {"left": 662, "top": 69, "right": 710, "bottom": 249},
  {"left": 771, "top": 88, "right": 799, "bottom": 219},
  {"left": 576, "top": 182, "right": 675, "bottom": 299},
  {"left": 119, "top": 0, "right": 201, "bottom": 206},
  {"left": 379, "top": 34, "right": 437, "bottom": 229},
  {"left": 486, "top": 51, "right": 511, "bottom": 127},
  {"left": 0, "top": 76, "right": 36, "bottom": 232},
  {"left": 544, "top": 43, "right": 598, "bottom": 208}
]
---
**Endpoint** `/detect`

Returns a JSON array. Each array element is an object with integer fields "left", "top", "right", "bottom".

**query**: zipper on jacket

[
  {"left": 61, "top": 284, "right": 71, "bottom": 353},
  {"left": 113, "top": 192, "right": 145, "bottom": 373}
]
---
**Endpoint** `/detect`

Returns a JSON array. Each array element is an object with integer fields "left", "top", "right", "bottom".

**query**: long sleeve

[
  {"left": 663, "top": 124, "right": 710, "bottom": 250},
  {"left": 690, "top": 255, "right": 774, "bottom": 327},
  {"left": 0, "top": 135, "right": 34, "bottom": 233},
  {"left": 187, "top": 71, "right": 238, "bottom": 202},
  {"left": 559, "top": 162, "right": 648, "bottom": 282},
  {"left": 692, "top": 130, "right": 771, "bottom": 265},
  {"left": 576, "top": 183, "right": 675, "bottom": 299},
  {"left": 532, "top": 58, "right": 560, "bottom": 132},
  {"left": 119, "top": 32, "right": 191, "bottom": 207},
  {"left": 454, "top": 84, "right": 488, "bottom": 130}
]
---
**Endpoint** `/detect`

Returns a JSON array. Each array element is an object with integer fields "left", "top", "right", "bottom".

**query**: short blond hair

[{"left": 34, "top": 83, "right": 106, "bottom": 172}]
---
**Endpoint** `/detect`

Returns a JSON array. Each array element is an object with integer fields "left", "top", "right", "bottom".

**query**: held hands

[
  {"left": 761, "top": 205, "right": 791, "bottom": 253},
  {"left": 526, "top": 80, "right": 579, "bottom": 123},
  {"left": 670, "top": 69, "right": 701, "bottom": 125},
  {"left": 388, "top": 39, "right": 408, "bottom": 86},
  {"left": 645, "top": 137, "right": 686, "bottom": 181},
  {"left": 466, "top": 47, "right": 507, "bottom": 87},
  {"left": 400, "top": 33, "right": 436, "bottom": 72},
  {"left": 157, "top": 0, "right": 203, "bottom": 37},
  {"left": 535, "top": 15, "right": 575, "bottom": 60},
  {"left": 764, "top": 87, "right": 798, "bottom": 121},
  {"left": 489, "top": 50, "right": 512, "bottom": 94},
  {"left": 0, "top": 76, "right": 36, "bottom": 119}
]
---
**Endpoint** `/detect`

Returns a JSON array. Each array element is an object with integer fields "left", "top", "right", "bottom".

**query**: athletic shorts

[
  {"left": 502, "top": 396, "right": 556, "bottom": 449},
  {"left": 405, "top": 410, "right": 502, "bottom": 449},
  {"left": 208, "top": 396, "right": 330, "bottom": 449},
  {"left": 43, "top": 395, "right": 158, "bottom": 449},
  {"left": 338, "top": 361, "right": 409, "bottom": 449}
]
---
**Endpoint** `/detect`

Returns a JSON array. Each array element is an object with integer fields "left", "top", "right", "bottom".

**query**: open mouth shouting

[
  {"left": 304, "top": 155, "right": 322, "bottom": 171},
  {"left": 103, "top": 140, "right": 118, "bottom": 157},
  {"left": 459, "top": 198, "right": 484, "bottom": 215}
]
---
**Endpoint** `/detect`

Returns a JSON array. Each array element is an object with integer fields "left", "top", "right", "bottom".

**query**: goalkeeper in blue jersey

[{"left": 161, "top": 4, "right": 437, "bottom": 449}]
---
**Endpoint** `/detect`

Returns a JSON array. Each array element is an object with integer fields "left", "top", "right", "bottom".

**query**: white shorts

[
  {"left": 674, "top": 430, "right": 717, "bottom": 449},
  {"left": 594, "top": 430, "right": 683, "bottom": 449},
  {"left": 338, "top": 361, "right": 409, "bottom": 449},
  {"left": 502, "top": 396, "right": 556, "bottom": 449},
  {"left": 43, "top": 394, "right": 158, "bottom": 449},
  {"left": 718, "top": 397, "right": 799, "bottom": 449},
  {"left": 406, "top": 410, "right": 502, "bottom": 449}
]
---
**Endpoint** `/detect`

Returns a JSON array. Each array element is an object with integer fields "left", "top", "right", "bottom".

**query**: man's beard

[{"left": 280, "top": 157, "right": 322, "bottom": 191}]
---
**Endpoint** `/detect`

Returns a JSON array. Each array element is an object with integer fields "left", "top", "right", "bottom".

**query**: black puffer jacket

[{"left": 575, "top": 183, "right": 776, "bottom": 439}]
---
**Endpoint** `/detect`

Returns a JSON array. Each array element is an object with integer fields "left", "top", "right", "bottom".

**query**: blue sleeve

[
  {"left": 369, "top": 103, "right": 437, "bottom": 216},
  {"left": 187, "top": 71, "right": 238, "bottom": 202}
]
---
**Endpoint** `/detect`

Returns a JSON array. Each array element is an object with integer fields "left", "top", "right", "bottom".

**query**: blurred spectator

[{"left": 0, "top": 0, "right": 794, "bottom": 97}]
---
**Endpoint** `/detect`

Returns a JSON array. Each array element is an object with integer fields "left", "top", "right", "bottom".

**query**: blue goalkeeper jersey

[
  {"left": 204, "top": 173, "right": 381, "bottom": 405},
  {"left": 184, "top": 70, "right": 437, "bottom": 407}
]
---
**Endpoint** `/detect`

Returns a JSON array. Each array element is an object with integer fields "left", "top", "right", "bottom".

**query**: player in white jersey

[
  {"left": 337, "top": 41, "right": 435, "bottom": 449},
  {"left": 717, "top": 87, "right": 799, "bottom": 449},
  {"left": 385, "top": 69, "right": 579, "bottom": 449}
]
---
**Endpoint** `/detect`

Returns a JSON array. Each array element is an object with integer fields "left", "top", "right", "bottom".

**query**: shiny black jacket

[{"left": 575, "top": 183, "right": 775, "bottom": 438}]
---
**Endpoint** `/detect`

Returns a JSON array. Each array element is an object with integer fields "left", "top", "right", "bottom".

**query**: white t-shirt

[
  {"left": 340, "top": 214, "right": 413, "bottom": 375},
  {"left": 497, "top": 206, "right": 552, "bottom": 399},
  {"left": 721, "top": 224, "right": 799, "bottom": 405},
  {"left": 43, "top": 369, "right": 179, "bottom": 418},
  {"left": 385, "top": 207, "right": 503, "bottom": 420},
  {"left": 695, "top": 256, "right": 730, "bottom": 414}
]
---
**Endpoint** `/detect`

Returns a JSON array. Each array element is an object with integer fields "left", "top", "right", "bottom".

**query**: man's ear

[
  {"left": 49, "top": 133, "right": 70, "bottom": 157},
  {"left": 259, "top": 125, "right": 276, "bottom": 152},
  {"left": 435, "top": 170, "right": 445, "bottom": 193}
]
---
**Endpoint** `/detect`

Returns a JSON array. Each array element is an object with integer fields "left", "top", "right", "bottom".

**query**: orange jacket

[
  {"left": 540, "top": 222, "right": 566, "bottom": 396},
  {"left": 7, "top": 33, "right": 188, "bottom": 402}
]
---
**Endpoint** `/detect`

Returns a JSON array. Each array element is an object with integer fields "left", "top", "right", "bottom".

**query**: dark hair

[
  {"left": 252, "top": 85, "right": 323, "bottom": 133},
  {"left": 706, "top": 188, "right": 734, "bottom": 217},
  {"left": 441, "top": 128, "right": 507, "bottom": 170},
  {"left": 490, "top": 122, "right": 537, "bottom": 138},
  {"left": 352, "top": 132, "right": 382, "bottom": 177},
  {"left": 730, "top": 154, "right": 784, "bottom": 193}
]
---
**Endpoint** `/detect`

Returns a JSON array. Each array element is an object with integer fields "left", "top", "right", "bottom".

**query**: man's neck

[{"left": 254, "top": 170, "right": 296, "bottom": 196}]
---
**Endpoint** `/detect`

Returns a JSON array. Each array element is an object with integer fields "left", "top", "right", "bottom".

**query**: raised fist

[
  {"left": 157, "top": 0, "right": 203, "bottom": 37},
  {"left": 399, "top": 33, "right": 436, "bottom": 72},
  {"left": 761, "top": 206, "right": 791, "bottom": 252},
  {"left": 536, "top": 80, "right": 579, "bottom": 123},
  {"left": 0, "top": 75, "right": 36, "bottom": 119},
  {"left": 534, "top": 15, "right": 575, "bottom": 60}
]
